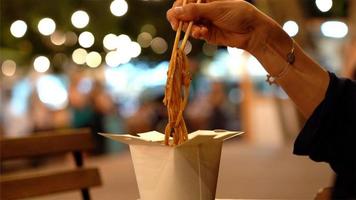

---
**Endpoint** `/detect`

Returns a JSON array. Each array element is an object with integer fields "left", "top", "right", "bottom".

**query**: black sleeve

[{"left": 293, "top": 72, "right": 356, "bottom": 198}]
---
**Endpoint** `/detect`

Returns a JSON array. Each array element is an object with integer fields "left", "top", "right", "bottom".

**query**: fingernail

[{"left": 174, "top": 6, "right": 183, "bottom": 15}]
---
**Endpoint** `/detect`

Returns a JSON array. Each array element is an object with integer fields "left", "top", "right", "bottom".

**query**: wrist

[{"left": 247, "top": 11, "right": 279, "bottom": 58}]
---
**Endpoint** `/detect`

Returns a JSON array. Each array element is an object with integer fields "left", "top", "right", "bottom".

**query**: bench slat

[
  {"left": 0, "top": 168, "right": 102, "bottom": 199},
  {"left": 0, "top": 128, "right": 93, "bottom": 160}
]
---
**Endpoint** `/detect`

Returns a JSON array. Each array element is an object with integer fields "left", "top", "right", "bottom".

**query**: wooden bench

[{"left": 0, "top": 128, "right": 102, "bottom": 200}]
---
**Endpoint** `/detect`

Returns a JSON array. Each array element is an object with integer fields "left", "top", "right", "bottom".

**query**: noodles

[
  {"left": 163, "top": 0, "right": 201, "bottom": 145},
  {"left": 163, "top": 48, "right": 191, "bottom": 146}
]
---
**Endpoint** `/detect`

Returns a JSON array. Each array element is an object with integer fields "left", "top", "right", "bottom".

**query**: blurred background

[{"left": 0, "top": 0, "right": 355, "bottom": 199}]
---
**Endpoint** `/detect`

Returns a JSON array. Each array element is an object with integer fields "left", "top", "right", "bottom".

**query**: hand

[{"left": 167, "top": 0, "right": 272, "bottom": 53}]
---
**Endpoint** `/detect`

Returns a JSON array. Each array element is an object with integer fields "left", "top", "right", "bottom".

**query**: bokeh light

[
  {"left": 150, "top": 37, "right": 168, "bottom": 54},
  {"left": 33, "top": 56, "right": 50, "bottom": 72},
  {"left": 105, "top": 51, "right": 121, "bottom": 67},
  {"left": 86, "top": 51, "right": 102, "bottom": 68},
  {"left": 72, "top": 48, "right": 88, "bottom": 64},
  {"left": 315, "top": 0, "right": 333, "bottom": 12},
  {"left": 71, "top": 10, "right": 90, "bottom": 29},
  {"left": 137, "top": 32, "right": 152, "bottom": 48},
  {"left": 128, "top": 41, "right": 141, "bottom": 58},
  {"left": 179, "top": 40, "right": 192, "bottom": 55},
  {"left": 117, "top": 34, "right": 131, "bottom": 47},
  {"left": 38, "top": 18, "right": 56, "bottom": 36},
  {"left": 1, "top": 60, "right": 17, "bottom": 77},
  {"left": 140, "top": 24, "right": 156, "bottom": 37},
  {"left": 110, "top": 0, "right": 128, "bottom": 17},
  {"left": 321, "top": 21, "right": 348, "bottom": 38},
  {"left": 10, "top": 20, "right": 27, "bottom": 38},
  {"left": 36, "top": 75, "right": 68, "bottom": 110},
  {"left": 65, "top": 31, "right": 78, "bottom": 46},
  {"left": 283, "top": 20, "right": 299, "bottom": 37},
  {"left": 50, "top": 31, "right": 66, "bottom": 45},
  {"left": 103, "top": 33, "right": 118, "bottom": 50},
  {"left": 78, "top": 31, "right": 95, "bottom": 48}
]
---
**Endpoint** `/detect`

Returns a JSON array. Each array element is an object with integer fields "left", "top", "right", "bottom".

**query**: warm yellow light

[
  {"left": 129, "top": 42, "right": 141, "bottom": 58},
  {"left": 137, "top": 32, "right": 152, "bottom": 48},
  {"left": 38, "top": 18, "right": 56, "bottom": 36},
  {"left": 34, "top": 56, "right": 50, "bottom": 72},
  {"left": 1, "top": 60, "right": 16, "bottom": 76},
  {"left": 151, "top": 37, "right": 168, "bottom": 54},
  {"left": 283, "top": 20, "right": 299, "bottom": 37},
  {"left": 78, "top": 31, "right": 95, "bottom": 48},
  {"left": 64, "top": 32, "right": 77, "bottom": 46},
  {"left": 71, "top": 10, "right": 90, "bottom": 29},
  {"left": 50, "top": 31, "right": 66, "bottom": 45},
  {"left": 103, "top": 33, "right": 118, "bottom": 50},
  {"left": 10, "top": 20, "right": 27, "bottom": 38},
  {"left": 321, "top": 21, "right": 348, "bottom": 38},
  {"left": 86, "top": 51, "right": 102, "bottom": 68},
  {"left": 110, "top": 0, "right": 128, "bottom": 17},
  {"left": 315, "top": 0, "right": 332, "bottom": 12},
  {"left": 72, "top": 48, "right": 88, "bottom": 65},
  {"left": 105, "top": 51, "right": 121, "bottom": 67}
]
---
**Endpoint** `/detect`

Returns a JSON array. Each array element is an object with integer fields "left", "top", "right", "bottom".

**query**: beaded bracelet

[{"left": 266, "top": 39, "right": 295, "bottom": 85}]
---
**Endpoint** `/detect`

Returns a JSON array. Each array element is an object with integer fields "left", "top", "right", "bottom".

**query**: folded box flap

[
  {"left": 99, "top": 130, "right": 243, "bottom": 147},
  {"left": 99, "top": 131, "right": 165, "bottom": 146},
  {"left": 178, "top": 130, "right": 243, "bottom": 147}
]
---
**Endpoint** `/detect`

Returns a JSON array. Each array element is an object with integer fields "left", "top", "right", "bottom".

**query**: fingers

[
  {"left": 167, "top": 3, "right": 213, "bottom": 29},
  {"left": 191, "top": 25, "right": 209, "bottom": 40},
  {"left": 174, "top": 4, "right": 212, "bottom": 21}
]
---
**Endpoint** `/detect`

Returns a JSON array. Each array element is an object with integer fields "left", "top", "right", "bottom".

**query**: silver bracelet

[{"left": 266, "top": 39, "right": 295, "bottom": 85}]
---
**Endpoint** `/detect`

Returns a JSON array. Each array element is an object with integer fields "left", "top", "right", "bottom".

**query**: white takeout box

[{"left": 100, "top": 130, "right": 243, "bottom": 200}]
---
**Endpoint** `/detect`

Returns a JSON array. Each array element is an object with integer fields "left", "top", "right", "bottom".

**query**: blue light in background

[
  {"left": 10, "top": 78, "right": 32, "bottom": 116},
  {"left": 36, "top": 75, "right": 68, "bottom": 110}
]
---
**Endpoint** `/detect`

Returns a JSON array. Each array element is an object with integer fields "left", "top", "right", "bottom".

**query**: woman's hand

[
  {"left": 168, "top": 0, "right": 330, "bottom": 118},
  {"left": 166, "top": 0, "right": 272, "bottom": 53}
]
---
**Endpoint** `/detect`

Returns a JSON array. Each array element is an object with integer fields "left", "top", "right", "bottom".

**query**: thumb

[{"left": 172, "top": 3, "right": 213, "bottom": 21}]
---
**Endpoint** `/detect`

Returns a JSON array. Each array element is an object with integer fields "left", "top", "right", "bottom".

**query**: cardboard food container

[{"left": 99, "top": 130, "right": 243, "bottom": 200}]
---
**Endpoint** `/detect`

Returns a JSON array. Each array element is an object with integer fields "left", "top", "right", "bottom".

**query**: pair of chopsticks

[{"left": 171, "top": 0, "right": 202, "bottom": 56}]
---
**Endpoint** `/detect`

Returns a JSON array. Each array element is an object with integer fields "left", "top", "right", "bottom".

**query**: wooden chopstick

[{"left": 180, "top": 0, "right": 202, "bottom": 51}]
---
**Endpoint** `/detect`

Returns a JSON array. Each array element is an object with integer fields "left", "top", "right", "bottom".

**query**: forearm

[{"left": 251, "top": 15, "right": 330, "bottom": 118}]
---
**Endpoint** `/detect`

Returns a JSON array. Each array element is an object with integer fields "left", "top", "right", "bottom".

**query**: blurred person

[
  {"left": 1, "top": 87, "right": 32, "bottom": 138},
  {"left": 89, "top": 80, "right": 115, "bottom": 154},
  {"left": 68, "top": 73, "right": 113, "bottom": 155},
  {"left": 167, "top": 0, "right": 356, "bottom": 198},
  {"left": 207, "top": 81, "right": 229, "bottom": 130},
  {"left": 29, "top": 89, "right": 54, "bottom": 132},
  {"left": 126, "top": 94, "right": 162, "bottom": 133}
]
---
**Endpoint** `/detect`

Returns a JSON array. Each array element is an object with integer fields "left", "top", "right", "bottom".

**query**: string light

[
  {"left": 321, "top": 21, "right": 348, "bottom": 38},
  {"left": 103, "top": 33, "right": 118, "bottom": 50},
  {"left": 33, "top": 56, "right": 50, "bottom": 72},
  {"left": 71, "top": 10, "right": 90, "bottom": 29},
  {"left": 129, "top": 41, "right": 141, "bottom": 58},
  {"left": 110, "top": 0, "right": 128, "bottom": 17},
  {"left": 38, "top": 18, "right": 56, "bottom": 36},
  {"left": 315, "top": 0, "right": 333, "bottom": 12},
  {"left": 283, "top": 20, "right": 299, "bottom": 37},
  {"left": 78, "top": 31, "right": 95, "bottom": 48},
  {"left": 10, "top": 20, "right": 27, "bottom": 38},
  {"left": 86, "top": 51, "right": 102, "bottom": 68},
  {"left": 72, "top": 48, "right": 88, "bottom": 64}
]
